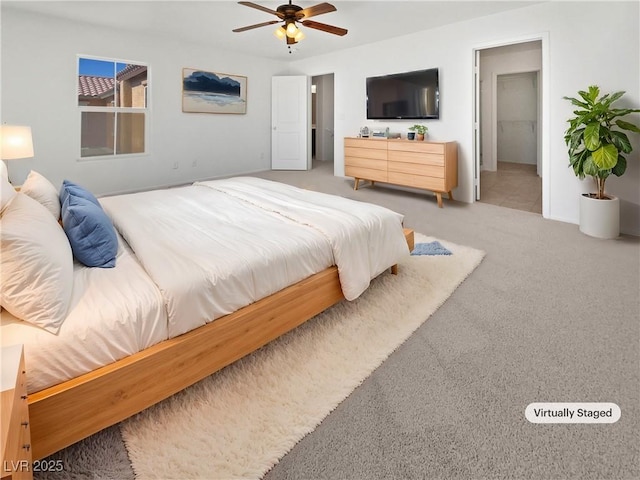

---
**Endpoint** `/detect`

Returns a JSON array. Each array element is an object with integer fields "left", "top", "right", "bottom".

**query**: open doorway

[
  {"left": 311, "top": 73, "right": 335, "bottom": 172},
  {"left": 476, "top": 41, "right": 542, "bottom": 214}
]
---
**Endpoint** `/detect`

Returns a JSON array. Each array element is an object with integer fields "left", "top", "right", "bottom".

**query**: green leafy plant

[
  {"left": 564, "top": 85, "right": 640, "bottom": 199},
  {"left": 408, "top": 124, "right": 428, "bottom": 135}
]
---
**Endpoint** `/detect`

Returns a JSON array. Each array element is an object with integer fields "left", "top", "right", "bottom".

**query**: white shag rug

[{"left": 120, "top": 234, "right": 485, "bottom": 479}]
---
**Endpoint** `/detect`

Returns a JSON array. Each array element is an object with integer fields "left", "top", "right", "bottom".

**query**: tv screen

[{"left": 366, "top": 68, "right": 439, "bottom": 120}]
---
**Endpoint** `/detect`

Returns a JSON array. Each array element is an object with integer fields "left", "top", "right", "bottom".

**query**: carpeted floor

[
  {"left": 34, "top": 161, "right": 640, "bottom": 479},
  {"left": 120, "top": 235, "right": 482, "bottom": 479}
]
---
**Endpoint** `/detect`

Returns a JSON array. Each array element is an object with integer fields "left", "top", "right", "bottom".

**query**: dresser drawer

[
  {"left": 344, "top": 138, "right": 387, "bottom": 150},
  {"left": 388, "top": 171, "right": 445, "bottom": 191},
  {"left": 345, "top": 156, "right": 386, "bottom": 171},
  {"left": 388, "top": 161, "right": 444, "bottom": 178},
  {"left": 345, "top": 146, "right": 387, "bottom": 161},
  {"left": 387, "top": 150, "right": 445, "bottom": 166},
  {"left": 345, "top": 166, "right": 388, "bottom": 182},
  {"left": 388, "top": 141, "right": 445, "bottom": 155}
]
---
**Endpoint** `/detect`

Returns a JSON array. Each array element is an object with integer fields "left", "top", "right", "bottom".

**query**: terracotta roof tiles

[
  {"left": 78, "top": 75, "right": 114, "bottom": 98},
  {"left": 116, "top": 64, "right": 147, "bottom": 81}
]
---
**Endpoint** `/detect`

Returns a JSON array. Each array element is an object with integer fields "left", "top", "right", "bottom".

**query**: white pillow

[
  {"left": 20, "top": 170, "right": 61, "bottom": 220},
  {"left": 0, "top": 193, "right": 73, "bottom": 334},
  {"left": 0, "top": 170, "right": 17, "bottom": 213}
]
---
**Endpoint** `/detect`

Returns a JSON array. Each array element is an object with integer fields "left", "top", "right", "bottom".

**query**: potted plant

[
  {"left": 408, "top": 124, "right": 428, "bottom": 141},
  {"left": 563, "top": 85, "right": 640, "bottom": 238}
]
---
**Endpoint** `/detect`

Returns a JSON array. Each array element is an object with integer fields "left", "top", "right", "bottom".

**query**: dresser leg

[
  {"left": 354, "top": 178, "right": 360, "bottom": 190},
  {"left": 436, "top": 193, "right": 443, "bottom": 208},
  {"left": 448, "top": 191, "right": 454, "bottom": 201}
]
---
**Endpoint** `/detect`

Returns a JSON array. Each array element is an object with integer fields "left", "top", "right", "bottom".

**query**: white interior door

[
  {"left": 474, "top": 50, "right": 481, "bottom": 200},
  {"left": 272, "top": 75, "right": 310, "bottom": 170}
]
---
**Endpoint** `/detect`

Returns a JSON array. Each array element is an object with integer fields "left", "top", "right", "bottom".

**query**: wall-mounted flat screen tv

[{"left": 366, "top": 68, "right": 439, "bottom": 120}]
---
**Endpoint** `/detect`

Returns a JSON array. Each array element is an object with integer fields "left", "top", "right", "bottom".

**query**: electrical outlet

[
  {"left": 192, "top": 160, "right": 197, "bottom": 168},
  {"left": 172, "top": 162, "right": 179, "bottom": 169}
]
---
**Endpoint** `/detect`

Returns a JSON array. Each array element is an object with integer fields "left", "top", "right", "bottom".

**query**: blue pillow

[
  {"left": 61, "top": 192, "right": 117, "bottom": 268},
  {"left": 59, "top": 180, "right": 100, "bottom": 208}
]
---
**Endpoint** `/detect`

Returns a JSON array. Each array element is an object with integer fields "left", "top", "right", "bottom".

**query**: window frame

[{"left": 77, "top": 54, "right": 150, "bottom": 160}]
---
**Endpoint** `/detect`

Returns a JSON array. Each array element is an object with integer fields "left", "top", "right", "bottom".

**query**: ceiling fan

[{"left": 233, "top": 1, "right": 348, "bottom": 52}]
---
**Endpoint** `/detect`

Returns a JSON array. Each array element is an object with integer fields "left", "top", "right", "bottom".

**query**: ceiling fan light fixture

[
  {"left": 234, "top": 2, "right": 347, "bottom": 52},
  {"left": 285, "top": 21, "right": 298, "bottom": 38}
]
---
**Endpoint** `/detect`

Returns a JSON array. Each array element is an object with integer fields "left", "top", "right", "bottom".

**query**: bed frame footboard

[{"left": 28, "top": 267, "right": 343, "bottom": 460}]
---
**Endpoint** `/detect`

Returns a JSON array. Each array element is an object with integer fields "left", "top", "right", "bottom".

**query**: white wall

[
  {"left": 287, "top": 1, "right": 640, "bottom": 235},
  {"left": 1, "top": 7, "right": 287, "bottom": 195},
  {"left": 2, "top": 3, "right": 639, "bottom": 235}
]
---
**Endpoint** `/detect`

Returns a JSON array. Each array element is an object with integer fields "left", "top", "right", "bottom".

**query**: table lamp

[{"left": 0, "top": 125, "right": 34, "bottom": 182}]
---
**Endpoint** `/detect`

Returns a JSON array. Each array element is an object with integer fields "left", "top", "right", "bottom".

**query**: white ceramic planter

[{"left": 579, "top": 194, "right": 620, "bottom": 239}]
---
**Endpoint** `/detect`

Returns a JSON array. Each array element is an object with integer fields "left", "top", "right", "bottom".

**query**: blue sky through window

[{"left": 79, "top": 58, "right": 128, "bottom": 77}]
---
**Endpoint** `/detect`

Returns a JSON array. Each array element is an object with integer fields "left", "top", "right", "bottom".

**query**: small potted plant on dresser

[
  {"left": 408, "top": 124, "right": 428, "bottom": 141},
  {"left": 564, "top": 85, "right": 640, "bottom": 239}
]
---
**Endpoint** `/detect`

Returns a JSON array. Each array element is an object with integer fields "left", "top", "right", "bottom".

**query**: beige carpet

[{"left": 120, "top": 234, "right": 484, "bottom": 479}]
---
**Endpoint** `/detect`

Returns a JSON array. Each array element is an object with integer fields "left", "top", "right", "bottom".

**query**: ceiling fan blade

[
  {"left": 301, "top": 20, "right": 348, "bottom": 36},
  {"left": 238, "top": 1, "right": 284, "bottom": 18},
  {"left": 296, "top": 2, "right": 336, "bottom": 20},
  {"left": 233, "top": 20, "right": 280, "bottom": 32}
]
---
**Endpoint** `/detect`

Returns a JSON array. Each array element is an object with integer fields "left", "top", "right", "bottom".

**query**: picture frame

[{"left": 182, "top": 68, "right": 247, "bottom": 114}]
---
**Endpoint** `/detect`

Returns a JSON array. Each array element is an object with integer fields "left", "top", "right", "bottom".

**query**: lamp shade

[
  {"left": 0, "top": 125, "right": 34, "bottom": 160},
  {"left": 286, "top": 22, "right": 298, "bottom": 38},
  {"left": 274, "top": 26, "right": 286, "bottom": 39}
]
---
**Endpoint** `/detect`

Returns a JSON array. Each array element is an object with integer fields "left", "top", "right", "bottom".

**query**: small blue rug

[{"left": 411, "top": 241, "right": 452, "bottom": 256}]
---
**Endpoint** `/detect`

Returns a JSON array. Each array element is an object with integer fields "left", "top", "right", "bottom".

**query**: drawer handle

[
  {"left": 21, "top": 421, "right": 29, "bottom": 428},
  {"left": 21, "top": 395, "right": 27, "bottom": 400},
  {"left": 23, "top": 444, "right": 30, "bottom": 452}
]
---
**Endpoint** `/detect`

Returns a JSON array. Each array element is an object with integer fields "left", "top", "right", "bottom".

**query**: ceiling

[{"left": 4, "top": 1, "right": 542, "bottom": 60}]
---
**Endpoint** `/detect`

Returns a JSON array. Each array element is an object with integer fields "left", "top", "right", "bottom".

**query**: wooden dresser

[
  {"left": 344, "top": 137, "right": 458, "bottom": 208},
  {"left": 1, "top": 345, "right": 32, "bottom": 480}
]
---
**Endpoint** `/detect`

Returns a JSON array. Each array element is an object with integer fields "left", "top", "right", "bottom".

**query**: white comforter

[
  {"left": 101, "top": 177, "right": 408, "bottom": 338},
  {"left": 196, "top": 177, "right": 409, "bottom": 297}
]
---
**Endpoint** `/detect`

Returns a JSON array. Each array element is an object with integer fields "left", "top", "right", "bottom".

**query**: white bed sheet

[
  {"left": 100, "top": 182, "right": 336, "bottom": 338},
  {"left": 0, "top": 234, "right": 167, "bottom": 393}
]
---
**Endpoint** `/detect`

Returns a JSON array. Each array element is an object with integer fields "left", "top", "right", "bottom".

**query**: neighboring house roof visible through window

[
  {"left": 77, "top": 66, "right": 147, "bottom": 100},
  {"left": 78, "top": 75, "right": 114, "bottom": 99},
  {"left": 116, "top": 64, "right": 147, "bottom": 82}
]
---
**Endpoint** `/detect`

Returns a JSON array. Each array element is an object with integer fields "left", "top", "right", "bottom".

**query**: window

[{"left": 77, "top": 56, "right": 148, "bottom": 158}]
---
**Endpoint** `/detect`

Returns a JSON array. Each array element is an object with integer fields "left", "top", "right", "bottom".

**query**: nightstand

[
  {"left": 403, "top": 228, "right": 415, "bottom": 252},
  {"left": 1, "top": 345, "right": 32, "bottom": 480}
]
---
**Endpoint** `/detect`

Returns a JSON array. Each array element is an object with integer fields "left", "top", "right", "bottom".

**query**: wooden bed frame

[{"left": 28, "top": 229, "right": 415, "bottom": 460}]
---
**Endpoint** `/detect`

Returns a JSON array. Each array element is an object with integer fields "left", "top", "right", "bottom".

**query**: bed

[{"left": 0, "top": 173, "right": 410, "bottom": 459}]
